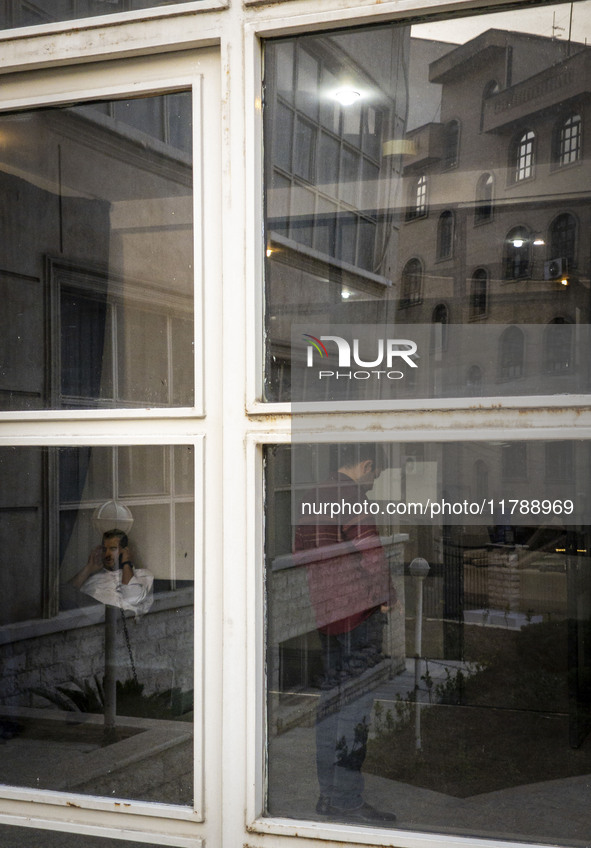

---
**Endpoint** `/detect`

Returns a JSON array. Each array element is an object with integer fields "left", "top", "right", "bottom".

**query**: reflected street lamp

[
  {"left": 93, "top": 501, "right": 134, "bottom": 743},
  {"left": 409, "top": 557, "right": 430, "bottom": 751}
]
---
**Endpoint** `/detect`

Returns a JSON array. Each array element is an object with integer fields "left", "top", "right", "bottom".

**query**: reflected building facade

[
  {"left": 265, "top": 26, "right": 591, "bottom": 400},
  {"left": 0, "top": 95, "right": 195, "bottom": 804},
  {"left": 264, "top": 16, "right": 591, "bottom": 838},
  {"left": 398, "top": 29, "right": 590, "bottom": 374}
]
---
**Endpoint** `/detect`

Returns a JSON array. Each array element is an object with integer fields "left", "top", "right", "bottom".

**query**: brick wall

[{"left": 0, "top": 589, "right": 193, "bottom": 708}]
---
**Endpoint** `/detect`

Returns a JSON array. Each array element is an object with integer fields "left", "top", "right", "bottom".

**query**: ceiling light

[
  {"left": 334, "top": 88, "right": 361, "bottom": 107},
  {"left": 533, "top": 237, "right": 545, "bottom": 246},
  {"left": 512, "top": 238, "right": 525, "bottom": 248}
]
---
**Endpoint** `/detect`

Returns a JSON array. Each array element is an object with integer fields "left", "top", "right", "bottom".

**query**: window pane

[
  {"left": 263, "top": 1, "right": 591, "bottom": 401},
  {"left": 339, "top": 147, "right": 359, "bottom": 206},
  {"left": 294, "top": 117, "right": 316, "bottom": 182},
  {"left": 0, "top": 445, "right": 194, "bottom": 806},
  {"left": 274, "top": 102, "right": 294, "bottom": 173},
  {"left": 290, "top": 185, "right": 315, "bottom": 248},
  {"left": 0, "top": 824, "right": 161, "bottom": 848},
  {"left": 0, "top": 1, "right": 196, "bottom": 30},
  {"left": 266, "top": 441, "right": 591, "bottom": 843},
  {"left": 276, "top": 41, "right": 295, "bottom": 102},
  {"left": 515, "top": 130, "right": 535, "bottom": 181},
  {"left": 314, "top": 198, "right": 337, "bottom": 257},
  {"left": 0, "top": 92, "right": 193, "bottom": 410},
  {"left": 296, "top": 49, "right": 320, "bottom": 120},
  {"left": 318, "top": 132, "right": 339, "bottom": 189}
]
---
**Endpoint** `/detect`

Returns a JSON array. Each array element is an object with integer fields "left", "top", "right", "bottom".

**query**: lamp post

[
  {"left": 92, "top": 501, "right": 134, "bottom": 742},
  {"left": 409, "top": 557, "right": 430, "bottom": 751}
]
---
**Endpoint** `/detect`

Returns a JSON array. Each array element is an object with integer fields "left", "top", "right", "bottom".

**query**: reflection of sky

[{"left": 412, "top": 1, "right": 591, "bottom": 45}]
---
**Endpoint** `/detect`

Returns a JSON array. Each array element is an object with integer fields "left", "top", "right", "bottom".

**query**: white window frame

[
  {"left": 0, "top": 44, "right": 221, "bottom": 847},
  {"left": 0, "top": 1, "right": 227, "bottom": 46},
  {"left": 241, "top": 6, "right": 591, "bottom": 848},
  {"left": 0, "top": 2, "right": 589, "bottom": 848}
]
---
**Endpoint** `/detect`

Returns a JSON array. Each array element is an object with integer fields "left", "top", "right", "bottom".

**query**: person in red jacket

[{"left": 294, "top": 444, "right": 397, "bottom": 824}]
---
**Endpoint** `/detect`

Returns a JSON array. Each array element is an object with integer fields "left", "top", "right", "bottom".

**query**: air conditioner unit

[{"left": 544, "top": 257, "right": 565, "bottom": 280}]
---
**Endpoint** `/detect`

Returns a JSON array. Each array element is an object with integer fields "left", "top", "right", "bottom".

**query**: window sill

[{"left": 550, "top": 158, "right": 583, "bottom": 174}]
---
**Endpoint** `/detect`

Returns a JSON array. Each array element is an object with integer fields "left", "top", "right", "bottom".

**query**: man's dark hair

[{"left": 103, "top": 528, "right": 129, "bottom": 548}]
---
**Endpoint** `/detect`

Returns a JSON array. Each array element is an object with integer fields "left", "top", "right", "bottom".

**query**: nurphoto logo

[{"left": 303, "top": 333, "right": 418, "bottom": 380}]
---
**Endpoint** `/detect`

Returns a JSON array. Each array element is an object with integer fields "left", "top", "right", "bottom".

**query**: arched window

[
  {"left": 504, "top": 227, "right": 530, "bottom": 279},
  {"left": 475, "top": 173, "right": 494, "bottom": 223},
  {"left": 443, "top": 120, "right": 460, "bottom": 169},
  {"left": 513, "top": 130, "right": 535, "bottom": 181},
  {"left": 431, "top": 303, "right": 448, "bottom": 352},
  {"left": 400, "top": 258, "right": 423, "bottom": 306},
  {"left": 554, "top": 114, "right": 582, "bottom": 167},
  {"left": 467, "top": 365, "right": 483, "bottom": 396},
  {"left": 470, "top": 269, "right": 488, "bottom": 318},
  {"left": 407, "top": 174, "right": 427, "bottom": 220},
  {"left": 549, "top": 212, "right": 577, "bottom": 270},
  {"left": 544, "top": 318, "right": 573, "bottom": 374},
  {"left": 499, "top": 326, "right": 524, "bottom": 380},
  {"left": 480, "top": 80, "right": 499, "bottom": 131},
  {"left": 436, "top": 211, "right": 454, "bottom": 259}
]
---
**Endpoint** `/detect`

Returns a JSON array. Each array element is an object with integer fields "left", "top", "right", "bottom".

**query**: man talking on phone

[{"left": 71, "top": 529, "right": 153, "bottom": 613}]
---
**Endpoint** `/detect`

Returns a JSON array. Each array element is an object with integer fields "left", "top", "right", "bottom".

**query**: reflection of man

[
  {"left": 71, "top": 529, "right": 153, "bottom": 613},
  {"left": 294, "top": 445, "right": 397, "bottom": 824}
]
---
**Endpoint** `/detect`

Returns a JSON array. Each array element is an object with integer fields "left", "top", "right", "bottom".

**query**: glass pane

[
  {"left": 290, "top": 185, "right": 315, "bottom": 248},
  {"left": 276, "top": 41, "right": 295, "bottom": 101},
  {"left": 318, "top": 132, "right": 339, "bottom": 189},
  {"left": 118, "top": 446, "right": 167, "bottom": 496},
  {"left": 339, "top": 147, "right": 359, "bottom": 206},
  {"left": 264, "top": 1, "right": 591, "bottom": 400},
  {"left": 294, "top": 118, "right": 316, "bottom": 182},
  {"left": 296, "top": 50, "right": 320, "bottom": 121},
  {"left": 0, "top": 825, "right": 161, "bottom": 848},
  {"left": 0, "top": 92, "right": 193, "bottom": 410},
  {"left": 0, "top": 445, "right": 194, "bottom": 805},
  {"left": 314, "top": 198, "right": 337, "bottom": 258},
  {"left": 0, "top": 1, "right": 197, "bottom": 30},
  {"left": 266, "top": 441, "right": 591, "bottom": 843},
  {"left": 274, "top": 102, "right": 294, "bottom": 173}
]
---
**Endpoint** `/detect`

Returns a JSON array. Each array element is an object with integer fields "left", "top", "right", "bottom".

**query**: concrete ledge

[{"left": 0, "top": 587, "right": 193, "bottom": 646}]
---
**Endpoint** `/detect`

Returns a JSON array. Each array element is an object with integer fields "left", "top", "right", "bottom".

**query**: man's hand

[
  {"left": 120, "top": 547, "right": 133, "bottom": 585},
  {"left": 87, "top": 545, "right": 104, "bottom": 575},
  {"left": 71, "top": 545, "right": 104, "bottom": 589}
]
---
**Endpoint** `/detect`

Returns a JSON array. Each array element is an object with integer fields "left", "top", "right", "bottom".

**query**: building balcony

[
  {"left": 403, "top": 122, "right": 445, "bottom": 170},
  {"left": 482, "top": 48, "right": 591, "bottom": 133}
]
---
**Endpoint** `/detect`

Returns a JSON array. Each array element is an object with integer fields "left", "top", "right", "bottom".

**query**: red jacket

[{"left": 294, "top": 473, "right": 390, "bottom": 635}]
